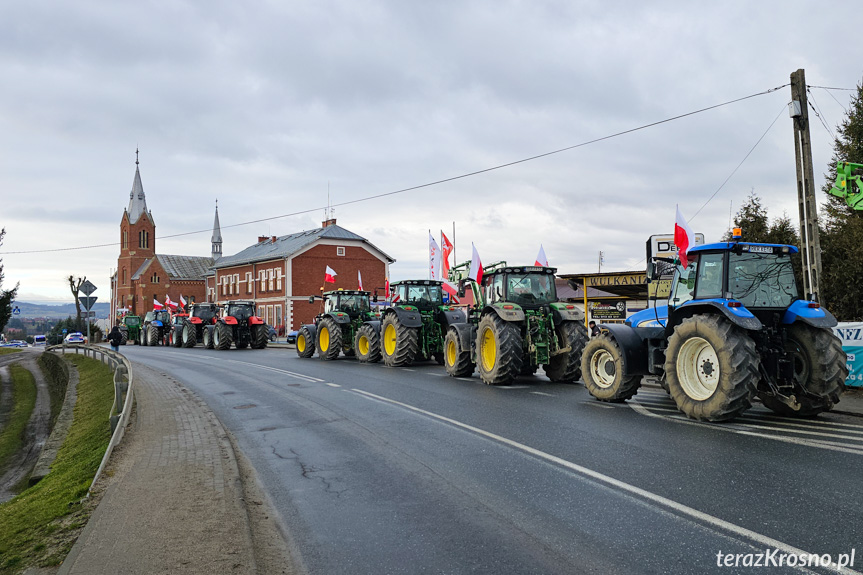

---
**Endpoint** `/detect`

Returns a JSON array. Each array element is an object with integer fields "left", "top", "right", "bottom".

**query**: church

[{"left": 110, "top": 155, "right": 395, "bottom": 333}]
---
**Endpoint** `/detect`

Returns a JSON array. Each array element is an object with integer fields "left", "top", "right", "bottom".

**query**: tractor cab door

[{"left": 668, "top": 256, "right": 698, "bottom": 311}]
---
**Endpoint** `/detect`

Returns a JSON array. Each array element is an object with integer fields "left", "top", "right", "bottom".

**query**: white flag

[
  {"left": 358, "top": 270, "right": 363, "bottom": 290},
  {"left": 429, "top": 232, "right": 442, "bottom": 280},
  {"left": 535, "top": 244, "right": 549, "bottom": 267}
]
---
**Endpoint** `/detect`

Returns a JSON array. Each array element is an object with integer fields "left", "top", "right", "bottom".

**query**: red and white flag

[
  {"left": 358, "top": 270, "right": 363, "bottom": 291},
  {"left": 468, "top": 243, "right": 483, "bottom": 284},
  {"left": 179, "top": 295, "right": 187, "bottom": 310},
  {"left": 385, "top": 277, "right": 390, "bottom": 298},
  {"left": 429, "top": 232, "right": 441, "bottom": 280},
  {"left": 324, "top": 266, "right": 337, "bottom": 284},
  {"left": 441, "top": 231, "right": 454, "bottom": 279},
  {"left": 153, "top": 298, "right": 164, "bottom": 310},
  {"left": 674, "top": 206, "right": 696, "bottom": 268},
  {"left": 442, "top": 279, "right": 460, "bottom": 304},
  {"left": 165, "top": 294, "right": 178, "bottom": 310},
  {"left": 535, "top": 244, "right": 548, "bottom": 267}
]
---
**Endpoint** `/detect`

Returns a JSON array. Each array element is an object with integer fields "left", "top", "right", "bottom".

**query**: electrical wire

[
  {"left": 819, "top": 86, "right": 849, "bottom": 113},
  {"left": 0, "top": 84, "right": 789, "bottom": 255},
  {"left": 806, "top": 85, "right": 856, "bottom": 91},
  {"left": 807, "top": 88, "right": 837, "bottom": 140}
]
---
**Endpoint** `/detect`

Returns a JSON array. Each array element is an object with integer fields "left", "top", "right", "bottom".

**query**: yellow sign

[{"left": 586, "top": 273, "right": 647, "bottom": 288}]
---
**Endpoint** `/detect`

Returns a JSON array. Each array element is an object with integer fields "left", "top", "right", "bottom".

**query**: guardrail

[{"left": 47, "top": 343, "right": 134, "bottom": 493}]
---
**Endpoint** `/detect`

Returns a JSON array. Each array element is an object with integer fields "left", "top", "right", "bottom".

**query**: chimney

[
  {"left": 322, "top": 218, "right": 337, "bottom": 228},
  {"left": 271, "top": 236, "right": 277, "bottom": 243},
  {"left": 258, "top": 235, "right": 268, "bottom": 243}
]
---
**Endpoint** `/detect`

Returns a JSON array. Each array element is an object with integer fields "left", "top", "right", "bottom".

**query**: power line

[
  {"left": 807, "top": 87, "right": 837, "bottom": 141},
  {"left": 806, "top": 85, "right": 856, "bottom": 91},
  {"left": 818, "top": 86, "right": 849, "bottom": 113},
  {"left": 1, "top": 84, "right": 789, "bottom": 255}
]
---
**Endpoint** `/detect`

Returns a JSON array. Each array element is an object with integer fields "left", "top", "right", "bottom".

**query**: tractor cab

[
  {"left": 481, "top": 266, "right": 557, "bottom": 310},
  {"left": 391, "top": 280, "right": 444, "bottom": 312},
  {"left": 225, "top": 301, "right": 256, "bottom": 321},
  {"left": 323, "top": 290, "right": 372, "bottom": 319}
]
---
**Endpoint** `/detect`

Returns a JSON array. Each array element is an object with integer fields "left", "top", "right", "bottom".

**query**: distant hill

[{"left": 12, "top": 301, "right": 110, "bottom": 319}]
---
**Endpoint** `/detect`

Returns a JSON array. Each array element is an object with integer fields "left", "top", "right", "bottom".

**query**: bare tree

[
  {"left": 68, "top": 275, "right": 86, "bottom": 330},
  {"left": 0, "top": 229, "right": 19, "bottom": 334}
]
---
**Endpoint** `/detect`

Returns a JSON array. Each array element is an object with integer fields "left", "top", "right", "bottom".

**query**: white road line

[
  {"left": 222, "top": 359, "right": 325, "bottom": 383},
  {"left": 402, "top": 369, "right": 416, "bottom": 372},
  {"left": 529, "top": 391, "right": 555, "bottom": 397},
  {"left": 350, "top": 388, "right": 857, "bottom": 574},
  {"left": 725, "top": 422, "right": 863, "bottom": 443},
  {"left": 326, "top": 383, "right": 341, "bottom": 388},
  {"left": 497, "top": 385, "right": 530, "bottom": 390}
]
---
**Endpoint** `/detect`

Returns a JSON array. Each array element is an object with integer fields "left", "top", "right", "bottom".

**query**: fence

[{"left": 47, "top": 343, "right": 134, "bottom": 492}]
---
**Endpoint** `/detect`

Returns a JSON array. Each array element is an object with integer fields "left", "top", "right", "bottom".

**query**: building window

[
  {"left": 337, "top": 246, "right": 345, "bottom": 256},
  {"left": 234, "top": 274, "right": 239, "bottom": 295},
  {"left": 246, "top": 272, "right": 252, "bottom": 294},
  {"left": 259, "top": 271, "right": 266, "bottom": 292},
  {"left": 275, "top": 305, "right": 283, "bottom": 333},
  {"left": 122, "top": 268, "right": 127, "bottom": 285},
  {"left": 268, "top": 269, "right": 274, "bottom": 291},
  {"left": 150, "top": 273, "right": 160, "bottom": 283},
  {"left": 221, "top": 277, "right": 227, "bottom": 296},
  {"left": 122, "top": 230, "right": 128, "bottom": 250},
  {"left": 276, "top": 269, "right": 282, "bottom": 290},
  {"left": 139, "top": 230, "right": 149, "bottom": 249}
]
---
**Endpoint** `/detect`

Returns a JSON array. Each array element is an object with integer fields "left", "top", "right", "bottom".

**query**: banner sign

[
  {"left": 589, "top": 300, "right": 627, "bottom": 321},
  {"left": 832, "top": 322, "right": 863, "bottom": 388}
]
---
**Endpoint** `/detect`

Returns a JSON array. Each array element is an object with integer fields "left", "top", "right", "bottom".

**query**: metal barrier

[{"left": 47, "top": 343, "right": 134, "bottom": 493}]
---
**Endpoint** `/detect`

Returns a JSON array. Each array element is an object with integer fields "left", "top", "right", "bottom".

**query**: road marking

[
  {"left": 402, "top": 369, "right": 416, "bottom": 372},
  {"left": 326, "top": 383, "right": 341, "bottom": 388},
  {"left": 350, "top": 387, "right": 860, "bottom": 574},
  {"left": 529, "top": 391, "right": 555, "bottom": 397},
  {"left": 497, "top": 385, "right": 530, "bottom": 390},
  {"left": 222, "top": 359, "right": 325, "bottom": 383}
]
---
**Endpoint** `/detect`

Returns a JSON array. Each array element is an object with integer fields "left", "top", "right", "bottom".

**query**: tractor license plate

[{"left": 748, "top": 245, "right": 773, "bottom": 253}]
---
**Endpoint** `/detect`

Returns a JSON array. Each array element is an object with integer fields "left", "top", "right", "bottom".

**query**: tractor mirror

[
  {"left": 646, "top": 261, "right": 656, "bottom": 282},
  {"left": 457, "top": 280, "right": 466, "bottom": 298},
  {"left": 308, "top": 296, "right": 315, "bottom": 304}
]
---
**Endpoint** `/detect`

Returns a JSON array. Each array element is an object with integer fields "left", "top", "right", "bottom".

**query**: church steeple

[
  {"left": 211, "top": 199, "right": 222, "bottom": 260},
  {"left": 127, "top": 148, "right": 151, "bottom": 224}
]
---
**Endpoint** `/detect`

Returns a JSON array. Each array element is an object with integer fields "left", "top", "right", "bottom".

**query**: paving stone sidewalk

[{"left": 58, "top": 362, "right": 257, "bottom": 575}]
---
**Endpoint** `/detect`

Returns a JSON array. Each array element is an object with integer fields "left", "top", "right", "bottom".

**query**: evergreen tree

[
  {"left": 820, "top": 78, "right": 863, "bottom": 320},
  {"left": 0, "top": 228, "right": 19, "bottom": 334}
]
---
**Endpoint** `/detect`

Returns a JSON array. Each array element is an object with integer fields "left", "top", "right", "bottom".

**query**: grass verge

[
  {"left": 0, "top": 367, "right": 37, "bottom": 474},
  {"left": 0, "top": 350, "right": 22, "bottom": 357},
  {"left": 0, "top": 355, "right": 113, "bottom": 574}
]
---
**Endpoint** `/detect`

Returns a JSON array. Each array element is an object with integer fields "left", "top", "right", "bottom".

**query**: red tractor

[
  {"left": 180, "top": 303, "right": 219, "bottom": 348},
  {"left": 213, "top": 301, "right": 269, "bottom": 350}
]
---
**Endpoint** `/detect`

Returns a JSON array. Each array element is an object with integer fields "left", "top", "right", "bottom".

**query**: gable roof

[
  {"left": 131, "top": 255, "right": 214, "bottom": 281},
  {"left": 214, "top": 224, "right": 395, "bottom": 269}
]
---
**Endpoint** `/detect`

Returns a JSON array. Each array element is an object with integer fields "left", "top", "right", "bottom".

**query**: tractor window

[
  {"left": 195, "top": 307, "right": 216, "bottom": 323},
  {"left": 670, "top": 256, "right": 698, "bottom": 307},
  {"left": 395, "top": 285, "right": 408, "bottom": 302},
  {"left": 324, "top": 296, "right": 337, "bottom": 314},
  {"left": 729, "top": 253, "right": 798, "bottom": 308},
  {"left": 406, "top": 285, "right": 443, "bottom": 307},
  {"left": 488, "top": 275, "right": 505, "bottom": 304},
  {"left": 695, "top": 253, "right": 724, "bottom": 299},
  {"left": 227, "top": 305, "right": 253, "bottom": 321},
  {"left": 125, "top": 317, "right": 140, "bottom": 326},
  {"left": 506, "top": 273, "right": 556, "bottom": 306},
  {"left": 339, "top": 294, "right": 370, "bottom": 315},
  {"left": 154, "top": 310, "right": 170, "bottom": 322}
]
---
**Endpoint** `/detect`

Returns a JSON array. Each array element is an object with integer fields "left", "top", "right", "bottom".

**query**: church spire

[
  {"left": 127, "top": 149, "right": 150, "bottom": 224},
  {"left": 211, "top": 199, "right": 222, "bottom": 260}
]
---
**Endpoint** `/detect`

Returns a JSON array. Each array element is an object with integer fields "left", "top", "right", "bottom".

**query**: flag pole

[{"left": 452, "top": 221, "right": 456, "bottom": 277}]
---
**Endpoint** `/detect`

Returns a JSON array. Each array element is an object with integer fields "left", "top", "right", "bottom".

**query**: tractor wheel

[
  {"left": 203, "top": 327, "right": 215, "bottom": 349},
  {"left": 119, "top": 329, "right": 128, "bottom": 346},
  {"left": 381, "top": 313, "right": 418, "bottom": 367},
  {"left": 443, "top": 328, "right": 474, "bottom": 377},
  {"left": 759, "top": 324, "right": 847, "bottom": 417},
  {"left": 148, "top": 325, "right": 160, "bottom": 347},
  {"left": 665, "top": 315, "right": 758, "bottom": 422},
  {"left": 182, "top": 320, "right": 197, "bottom": 348},
  {"left": 140, "top": 326, "right": 148, "bottom": 346},
  {"left": 251, "top": 324, "right": 269, "bottom": 349},
  {"left": 476, "top": 314, "right": 523, "bottom": 385},
  {"left": 316, "top": 317, "right": 342, "bottom": 360},
  {"left": 172, "top": 326, "right": 183, "bottom": 348},
  {"left": 214, "top": 322, "right": 233, "bottom": 350},
  {"left": 581, "top": 335, "right": 641, "bottom": 402},
  {"left": 544, "top": 321, "right": 589, "bottom": 383},
  {"left": 296, "top": 326, "right": 315, "bottom": 358},
  {"left": 355, "top": 324, "right": 381, "bottom": 363}
]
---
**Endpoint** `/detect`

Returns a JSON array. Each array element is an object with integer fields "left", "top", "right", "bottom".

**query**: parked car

[
  {"left": 64, "top": 332, "right": 85, "bottom": 344},
  {"left": 268, "top": 325, "right": 277, "bottom": 342},
  {"left": 286, "top": 330, "right": 298, "bottom": 344}
]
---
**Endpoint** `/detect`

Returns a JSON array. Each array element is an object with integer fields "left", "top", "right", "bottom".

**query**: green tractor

[
  {"left": 380, "top": 280, "right": 466, "bottom": 367},
  {"left": 296, "top": 290, "right": 382, "bottom": 361},
  {"left": 119, "top": 315, "right": 141, "bottom": 345},
  {"left": 444, "top": 266, "right": 588, "bottom": 385}
]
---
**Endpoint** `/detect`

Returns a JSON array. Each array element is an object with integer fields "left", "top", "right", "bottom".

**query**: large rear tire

[
  {"left": 759, "top": 324, "right": 847, "bottom": 417},
  {"left": 119, "top": 328, "right": 128, "bottom": 346},
  {"left": 665, "top": 315, "right": 758, "bottom": 422},
  {"left": 140, "top": 326, "right": 148, "bottom": 346},
  {"left": 251, "top": 324, "right": 269, "bottom": 349},
  {"left": 296, "top": 326, "right": 315, "bottom": 358},
  {"left": 476, "top": 314, "right": 523, "bottom": 385},
  {"left": 544, "top": 321, "right": 589, "bottom": 383},
  {"left": 182, "top": 320, "right": 197, "bottom": 348},
  {"left": 172, "top": 326, "right": 183, "bottom": 348},
  {"left": 148, "top": 325, "right": 160, "bottom": 347},
  {"left": 381, "top": 313, "right": 418, "bottom": 367},
  {"left": 582, "top": 335, "right": 641, "bottom": 402},
  {"left": 444, "top": 328, "right": 475, "bottom": 377},
  {"left": 316, "top": 317, "right": 342, "bottom": 360},
  {"left": 214, "top": 322, "right": 233, "bottom": 350},
  {"left": 355, "top": 323, "right": 381, "bottom": 363}
]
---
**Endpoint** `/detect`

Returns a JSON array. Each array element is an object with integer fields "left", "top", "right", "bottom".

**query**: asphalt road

[{"left": 119, "top": 344, "right": 863, "bottom": 574}]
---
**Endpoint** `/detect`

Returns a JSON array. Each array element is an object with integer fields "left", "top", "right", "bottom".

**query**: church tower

[
  {"left": 211, "top": 200, "right": 223, "bottom": 260},
  {"left": 117, "top": 150, "right": 156, "bottom": 315}
]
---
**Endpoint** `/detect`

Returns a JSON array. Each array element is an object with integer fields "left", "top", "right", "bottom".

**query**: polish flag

[
  {"left": 429, "top": 232, "right": 441, "bottom": 280},
  {"left": 324, "top": 266, "right": 337, "bottom": 284},
  {"left": 358, "top": 270, "right": 363, "bottom": 291},
  {"left": 535, "top": 244, "right": 549, "bottom": 267},
  {"left": 441, "top": 232, "right": 454, "bottom": 279},
  {"left": 468, "top": 243, "right": 483, "bottom": 284},
  {"left": 179, "top": 295, "right": 187, "bottom": 311},
  {"left": 385, "top": 277, "right": 390, "bottom": 298},
  {"left": 165, "top": 294, "right": 178, "bottom": 310},
  {"left": 153, "top": 298, "right": 164, "bottom": 310},
  {"left": 674, "top": 206, "right": 696, "bottom": 268},
  {"left": 442, "top": 279, "right": 460, "bottom": 304}
]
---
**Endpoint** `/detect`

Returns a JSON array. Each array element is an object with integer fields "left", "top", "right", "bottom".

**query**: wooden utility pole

[{"left": 790, "top": 68, "right": 823, "bottom": 302}]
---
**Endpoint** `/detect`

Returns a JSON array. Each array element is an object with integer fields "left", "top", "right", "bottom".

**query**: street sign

[
  {"left": 12, "top": 306, "right": 20, "bottom": 315},
  {"left": 62, "top": 328, "right": 68, "bottom": 334},
  {"left": 79, "top": 296, "right": 98, "bottom": 310},
  {"left": 80, "top": 280, "right": 97, "bottom": 296}
]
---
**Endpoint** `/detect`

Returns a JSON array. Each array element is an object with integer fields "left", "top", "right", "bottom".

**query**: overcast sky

[{"left": 1, "top": 1, "right": 860, "bottom": 303}]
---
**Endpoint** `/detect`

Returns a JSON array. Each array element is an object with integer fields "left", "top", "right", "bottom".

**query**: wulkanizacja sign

[{"left": 833, "top": 322, "right": 863, "bottom": 388}]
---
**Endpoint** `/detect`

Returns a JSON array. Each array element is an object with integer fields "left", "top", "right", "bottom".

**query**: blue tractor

[{"left": 581, "top": 234, "right": 848, "bottom": 422}]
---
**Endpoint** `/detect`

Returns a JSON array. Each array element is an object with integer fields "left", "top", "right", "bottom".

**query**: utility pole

[{"left": 790, "top": 68, "right": 823, "bottom": 302}]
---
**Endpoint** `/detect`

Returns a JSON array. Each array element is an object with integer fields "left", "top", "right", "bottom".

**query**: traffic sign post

[
  {"left": 79, "top": 283, "right": 98, "bottom": 344},
  {"left": 80, "top": 280, "right": 97, "bottom": 296}
]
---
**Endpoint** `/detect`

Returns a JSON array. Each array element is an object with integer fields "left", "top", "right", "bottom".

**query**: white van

[{"left": 33, "top": 335, "right": 47, "bottom": 346}]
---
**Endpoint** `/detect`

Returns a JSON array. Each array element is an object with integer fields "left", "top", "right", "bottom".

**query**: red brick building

[{"left": 208, "top": 218, "right": 394, "bottom": 332}]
